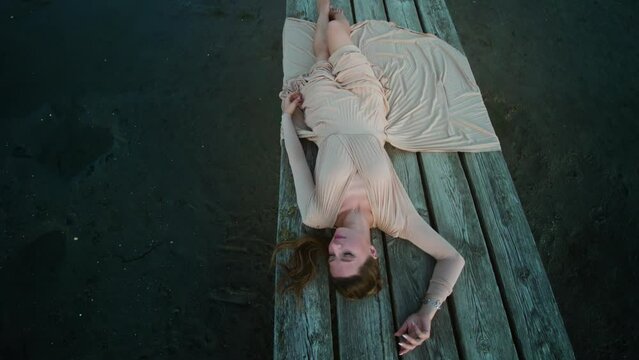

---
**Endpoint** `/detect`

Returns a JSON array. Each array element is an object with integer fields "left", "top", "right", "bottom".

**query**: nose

[{"left": 328, "top": 240, "right": 341, "bottom": 252}]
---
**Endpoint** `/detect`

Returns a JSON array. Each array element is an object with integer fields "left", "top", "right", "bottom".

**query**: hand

[
  {"left": 394, "top": 307, "right": 434, "bottom": 356},
  {"left": 283, "top": 91, "right": 305, "bottom": 115}
]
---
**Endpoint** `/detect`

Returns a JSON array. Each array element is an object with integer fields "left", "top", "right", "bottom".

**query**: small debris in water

[{"left": 209, "top": 287, "right": 257, "bottom": 305}]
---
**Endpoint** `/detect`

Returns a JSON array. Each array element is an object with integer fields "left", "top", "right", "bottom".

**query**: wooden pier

[{"left": 274, "top": 0, "right": 575, "bottom": 359}]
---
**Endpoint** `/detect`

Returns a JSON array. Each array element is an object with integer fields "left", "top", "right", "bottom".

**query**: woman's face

[{"left": 328, "top": 226, "right": 377, "bottom": 278}]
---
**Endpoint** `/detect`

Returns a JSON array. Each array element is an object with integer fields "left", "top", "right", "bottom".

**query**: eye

[{"left": 344, "top": 252, "right": 354, "bottom": 257}]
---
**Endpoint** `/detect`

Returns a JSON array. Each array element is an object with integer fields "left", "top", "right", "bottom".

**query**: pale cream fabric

[
  {"left": 279, "top": 18, "right": 499, "bottom": 302},
  {"left": 279, "top": 18, "right": 501, "bottom": 152}
]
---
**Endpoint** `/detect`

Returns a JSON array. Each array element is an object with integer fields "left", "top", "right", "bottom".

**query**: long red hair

[{"left": 270, "top": 232, "right": 382, "bottom": 307}]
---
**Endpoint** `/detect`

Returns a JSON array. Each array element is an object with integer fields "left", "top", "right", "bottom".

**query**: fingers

[
  {"left": 402, "top": 334, "right": 420, "bottom": 346},
  {"left": 398, "top": 341, "right": 415, "bottom": 356},
  {"left": 407, "top": 322, "right": 420, "bottom": 339},
  {"left": 397, "top": 322, "right": 432, "bottom": 356},
  {"left": 288, "top": 92, "right": 303, "bottom": 101},
  {"left": 394, "top": 322, "right": 409, "bottom": 337},
  {"left": 293, "top": 97, "right": 304, "bottom": 109},
  {"left": 398, "top": 340, "right": 417, "bottom": 356},
  {"left": 405, "top": 322, "right": 429, "bottom": 344},
  {"left": 287, "top": 92, "right": 305, "bottom": 109},
  {"left": 397, "top": 322, "right": 417, "bottom": 356}
]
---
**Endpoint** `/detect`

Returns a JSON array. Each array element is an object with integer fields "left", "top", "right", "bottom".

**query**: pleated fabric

[
  {"left": 304, "top": 133, "right": 415, "bottom": 237},
  {"left": 278, "top": 18, "right": 501, "bottom": 233}
]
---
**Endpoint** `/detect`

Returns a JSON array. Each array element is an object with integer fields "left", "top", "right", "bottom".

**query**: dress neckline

[{"left": 331, "top": 170, "right": 376, "bottom": 229}]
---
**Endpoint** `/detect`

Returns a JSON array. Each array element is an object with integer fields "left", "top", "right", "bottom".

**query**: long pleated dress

[{"left": 279, "top": 19, "right": 501, "bottom": 304}]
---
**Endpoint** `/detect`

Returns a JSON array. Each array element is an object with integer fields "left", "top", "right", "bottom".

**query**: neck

[{"left": 335, "top": 206, "right": 373, "bottom": 230}]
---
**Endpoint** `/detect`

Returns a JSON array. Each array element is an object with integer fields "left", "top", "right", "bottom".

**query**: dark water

[
  {"left": 0, "top": 0, "right": 637, "bottom": 359},
  {"left": 447, "top": 0, "right": 639, "bottom": 358},
  {"left": 1, "top": 0, "right": 282, "bottom": 358}
]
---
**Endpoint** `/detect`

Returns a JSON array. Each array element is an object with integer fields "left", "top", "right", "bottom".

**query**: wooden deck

[{"left": 274, "top": 1, "right": 575, "bottom": 359}]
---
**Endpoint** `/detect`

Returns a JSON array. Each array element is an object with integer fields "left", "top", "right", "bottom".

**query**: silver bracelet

[{"left": 422, "top": 297, "right": 443, "bottom": 310}]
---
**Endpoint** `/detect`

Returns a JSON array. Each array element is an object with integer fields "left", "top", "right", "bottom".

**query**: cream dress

[{"left": 279, "top": 18, "right": 500, "bottom": 302}]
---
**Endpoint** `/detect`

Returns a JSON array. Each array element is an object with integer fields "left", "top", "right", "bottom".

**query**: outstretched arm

[
  {"left": 393, "top": 206, "right": 465, "bottom": 356},
  {"left": 398, "top": 208, "right": 465, "bottom": 308}
]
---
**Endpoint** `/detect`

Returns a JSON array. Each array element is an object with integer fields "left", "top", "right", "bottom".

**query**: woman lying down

[{"left": 273, "top": 0, "right": 500, "bottom": 356}]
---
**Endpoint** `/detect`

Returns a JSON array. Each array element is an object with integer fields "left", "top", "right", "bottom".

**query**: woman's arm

[
  {"left": 397, "top": 208, "right": 466, "bottom": 310},
  {"left": 393, "top": 207, "right": 466, "bottom": 355},
  {"left": 281, "top": 112, "right": 316, "bottom": 225}
]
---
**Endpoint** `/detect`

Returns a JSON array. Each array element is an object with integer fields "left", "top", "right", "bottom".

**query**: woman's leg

[
  {"left": 326, "top": 8, "right": 353, "bottom": 56},
  {"left": 314, "top": 0, "right": 330, "bottom": 61},
  {"left": 328, "top": 7, "right": 351, "bottom": 33}
]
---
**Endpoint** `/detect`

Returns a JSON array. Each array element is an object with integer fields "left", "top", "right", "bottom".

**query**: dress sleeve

[
  {"left": 280, "top": 112, "right": 323, "bottom": 228},
  {"left": 396, "top": 204, "right": 466, "bottom": 304}
]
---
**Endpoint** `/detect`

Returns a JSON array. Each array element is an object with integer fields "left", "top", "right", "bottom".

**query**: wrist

[
  {"left": 419, "top": 296, "right": 443, "bottom": 317},
  {"left": 418, "top": 304, "right": 438, "bottom": 319}
]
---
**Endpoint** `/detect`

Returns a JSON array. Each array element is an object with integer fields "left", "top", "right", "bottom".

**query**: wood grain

[
  {"left": 419, "top": 151, "right": 518, "bottom": 359},
  {"left": 461, "top": 151, "right": 576, "bottom": 359},
  {"left": 273, "top": 3, "right": 336, "bottom": 359},
  {"left": 273, "top": 143, "right": 334, "bottom": 360}
]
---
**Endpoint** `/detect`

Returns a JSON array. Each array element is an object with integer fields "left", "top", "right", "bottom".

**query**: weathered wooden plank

[
  {"left": 285, "top": 0, "right": 316, "bottom": 22},
  {"left": 413, "top": 0, "right": 576, "bottom": 358},
  {"left": 286, "top": 0, "right": 353, "bottom": 23},
  {"left": 461, "top": 151, "right": 576, "bottom": 359},
  {"left": 335, "top": 231, "right": 398, "bottom": 360},
  {"left": 352, "top": 0, "right": 386, "bottom": 22},
  {"left": 273, "top": 2, "right": 338, "bottom": 359},
  {"left": 384, "top": 0, "right": 422, "bottom": 30},
  {"left": 274, "top": 144, "right": 334, "bottom": 360},
  {"left": 418, "top": 152, "right": 518, "bottom": 359},
  {"left": 414, "top": 0, "right": 463, "bottom": 52}
]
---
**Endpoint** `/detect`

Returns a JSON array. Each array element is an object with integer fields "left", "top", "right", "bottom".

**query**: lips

[{"left": 334, "top": 232, "right": 345, "bottom": 239}]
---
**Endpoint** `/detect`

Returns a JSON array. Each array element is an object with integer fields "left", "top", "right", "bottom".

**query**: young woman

[{"left": 271, "top": 0, "right": 487, "bottom": 356}]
